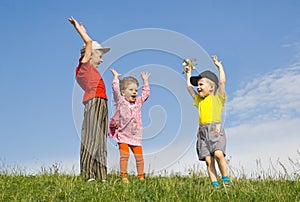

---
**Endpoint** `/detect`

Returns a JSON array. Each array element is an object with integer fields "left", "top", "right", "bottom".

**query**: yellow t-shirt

[{"left": 193, "top": 93, "right": 226, "bottom": 125}]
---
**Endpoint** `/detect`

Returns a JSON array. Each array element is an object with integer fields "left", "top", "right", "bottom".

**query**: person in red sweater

[{"left": 68, "top": 17, "right": 110, "bottom": 182}]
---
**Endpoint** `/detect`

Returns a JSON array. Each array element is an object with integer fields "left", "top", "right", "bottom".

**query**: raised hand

[
  {"left": 141, "top": 72, "right": 150, "bottom": 80},
  {"left": 141, "top": 72, "right": 150, "bottom": 86},
  {"left": 68, "top": 17, "right": 77, "bottom": 25},
  {"left": 110, "top": 69, "right": 122, "bottom": 78},
  {"left": 212, "top": 55, "right": 223, "bottom": 68},
  {"left": 68, "top": 17, "right": 87, "bottom": 33},
  {"left": 184, "top": 65, "right": 192, "bottom": 74}
]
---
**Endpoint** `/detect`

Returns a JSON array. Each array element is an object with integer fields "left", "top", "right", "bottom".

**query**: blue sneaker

[
  {"left": 222, "top": 176, "right": 230, "bottom": 187},
  {"left": 211, "top": 181, "right": 219, "bottom": 188}
]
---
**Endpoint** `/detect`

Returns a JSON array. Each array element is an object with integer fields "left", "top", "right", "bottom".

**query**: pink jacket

[{"left": 109, "top": 78, "right": 150, "bottom": 146}]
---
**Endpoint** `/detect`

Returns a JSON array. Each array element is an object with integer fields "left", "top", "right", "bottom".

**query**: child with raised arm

[
  {"left": 68, "top": 17, "right": 110, "bottom": 182},
  {"left": 109, "top": 69, "right": 150, "bottom": 183},
  {"left": 185, "top": 55, "right": 230, "bottom": 188}
]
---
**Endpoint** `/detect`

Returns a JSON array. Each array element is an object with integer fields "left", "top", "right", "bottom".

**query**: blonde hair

[
  {"left": 119, "top": 76, "right": 139, "bottom": 92},
  {"left": 202, "top": 78, "right": 217, "bottom": 95}
]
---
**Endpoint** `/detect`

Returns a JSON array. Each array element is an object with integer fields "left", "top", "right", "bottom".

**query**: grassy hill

[{"left": 1, "top": 170, "right": 299, "bottom": 201}]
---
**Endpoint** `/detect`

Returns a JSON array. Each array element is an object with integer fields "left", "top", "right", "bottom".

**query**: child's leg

[
  {"left": 214, "top": 150, "right": 228, "bottom": 177},
  {"left": 130, "top": 145, "right": 144, "bottom": 179},
  {"left": 205, "top": 156, "right": 218, "bottom": 182},
  {"left": 214, "top": 150, "right": 230, "bottom": 185},
  {"left": 119, "top": 143, "right": 130, "bottom": 179}
]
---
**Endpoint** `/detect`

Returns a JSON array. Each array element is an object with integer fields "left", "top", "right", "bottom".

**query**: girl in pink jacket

[{"left": 109, "top": 69, "right": 150, "bottom": 183}]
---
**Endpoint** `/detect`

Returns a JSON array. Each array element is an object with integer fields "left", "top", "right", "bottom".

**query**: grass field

[{"left": 1, "top": 167, "right": 299, "bottom": 202}]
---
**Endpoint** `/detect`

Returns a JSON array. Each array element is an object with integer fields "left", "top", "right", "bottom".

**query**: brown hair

[{"left": 119, "top": 76, "right": 139, "bottom": 92}]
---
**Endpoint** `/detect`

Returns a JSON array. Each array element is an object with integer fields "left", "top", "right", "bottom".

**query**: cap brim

[
  {"left": 190, "top": 76, "right": 201, "bottom": 86},
  {"left": 98, "top": 48, "right": 110, "bottom": 54}
]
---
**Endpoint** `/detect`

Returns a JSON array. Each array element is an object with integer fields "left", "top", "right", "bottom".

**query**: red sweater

[{"left": 75, "top": 58, "right": 107, "bottom": 103}]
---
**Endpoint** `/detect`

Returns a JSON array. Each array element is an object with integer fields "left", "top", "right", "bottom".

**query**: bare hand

[
  {"left": 68, "top": 17, "right": 87, "bottom": 33},
  {"left": 212, "top": 55, "right": 222, "bottom": 68},
  {"left": 68, "top": 17, "right": 78, "bottom": 26},
  {"left": 110, "top": 69, "right": 122, "bottom": 78},
  {"left": 141, "top": 72, "right": 150, "bottom": 81}
]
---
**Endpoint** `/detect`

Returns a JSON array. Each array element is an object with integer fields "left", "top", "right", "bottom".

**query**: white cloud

[
  {"left": 226, "top": 118, "right": 300, "bottom": 178},
  {"left": 223, "top": 64, "right": 300, "bottom": 178},
  {"left": 226, "top": 64, "right": 300, "bottom": 126}
]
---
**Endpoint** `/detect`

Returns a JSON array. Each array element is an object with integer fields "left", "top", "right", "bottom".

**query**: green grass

[{"left": 0, "top": 171, "right": 299, "bottom": 202}]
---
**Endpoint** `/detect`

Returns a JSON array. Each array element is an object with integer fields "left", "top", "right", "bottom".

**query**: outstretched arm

[
  {"left": 110, "top": 69, "right": 122, "bottom": 102},
  {"left": 141, "top": 72, "right": 150, "bottom": 102},
  {"left": 68, "top": 17, "right": 92, "bottom": 63},
  {"left": 212, "top": 55, "right": 226, "bottom": 96},
  {"left": 185, "top": 66, "right": 197, "bottom": 99}
]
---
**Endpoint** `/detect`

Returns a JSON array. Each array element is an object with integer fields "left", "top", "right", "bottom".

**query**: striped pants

[{"left": 80, "top": 98, "right": 108, "bottom": 181}]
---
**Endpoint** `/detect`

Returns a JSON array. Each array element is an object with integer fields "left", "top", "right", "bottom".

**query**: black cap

[{"left": 190, "top": 70, "right": 219, "bottom": 89}]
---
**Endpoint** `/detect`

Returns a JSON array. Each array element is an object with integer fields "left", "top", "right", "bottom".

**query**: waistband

[{"left": 199, "top": 122, "right": 222, "bottom": 127}]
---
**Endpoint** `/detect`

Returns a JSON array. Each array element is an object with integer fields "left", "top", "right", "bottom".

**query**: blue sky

[{"left": 1, "top": 0, "right": 300, "bottom": 177}]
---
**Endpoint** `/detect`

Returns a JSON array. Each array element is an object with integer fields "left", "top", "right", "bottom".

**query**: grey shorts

[{"left": 196, "top": 122, "right": 226, "bottom": 161}]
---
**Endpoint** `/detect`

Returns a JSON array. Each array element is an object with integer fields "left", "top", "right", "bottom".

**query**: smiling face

[
  {"left": 197, "top": 78, "right": 215, "bottom": 98},
  {"left": 120, "top": 76, "right": 139, "bottom": 102},
  {"left": 122, "top": 82, "right": 138, "bottom": 102}
]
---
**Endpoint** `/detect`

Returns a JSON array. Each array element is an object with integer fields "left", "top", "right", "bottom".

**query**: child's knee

[
  {"left": 120, "top": 151, "right": 130, "bottom": 160},
  {"left": 214, "top": 150, "right": 224, "bottom": 160},
  {"left": 205, "top": 156, "right": 214, "bottom": 167},
  {"left": 135, "top": 154, "right": 144, "bottom": 164}
]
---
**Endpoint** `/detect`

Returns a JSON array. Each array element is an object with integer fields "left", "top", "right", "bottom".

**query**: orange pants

[{"left": 119, "top": 143, "right": 144, "bottom": 179}]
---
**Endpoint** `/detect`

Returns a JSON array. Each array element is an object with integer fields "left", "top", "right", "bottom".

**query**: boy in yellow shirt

[{"left": 185, "top": 55, "right": 230, "bottom": 188}]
